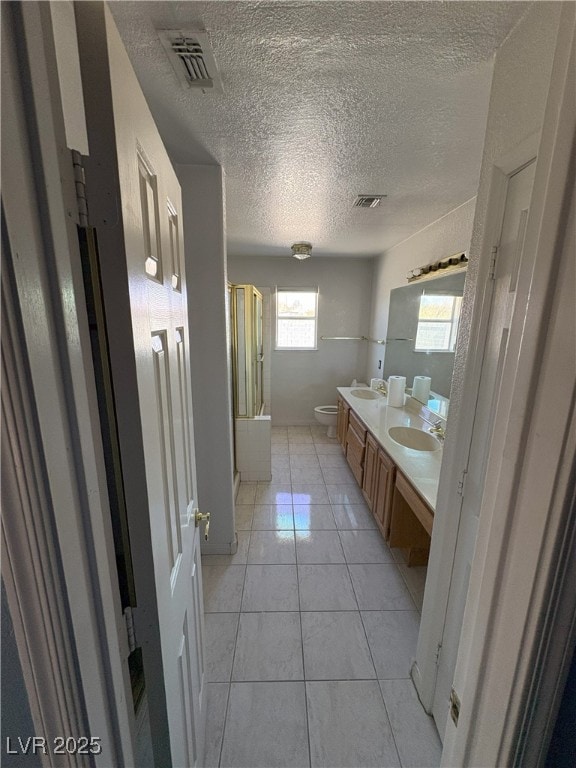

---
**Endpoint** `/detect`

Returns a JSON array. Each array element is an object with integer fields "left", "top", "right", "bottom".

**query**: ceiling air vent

[
  {"left": 158, "top": 28, "right": 223, "bottom": 94},
  {"left": 354, "top": 195, "right": 386, "bottom": 209}
]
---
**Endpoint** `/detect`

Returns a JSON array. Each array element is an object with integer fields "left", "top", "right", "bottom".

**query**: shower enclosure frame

[{"left": 230, "top": 284, "right": 264, "bottom": 419}]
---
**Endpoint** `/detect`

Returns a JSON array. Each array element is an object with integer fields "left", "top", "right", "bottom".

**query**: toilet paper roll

[
  {"left": 413, "top": 376, "right": 431, "bottom": 404},
  {"left": 387, "top": 376, "right": 406, "bottom": 407}
]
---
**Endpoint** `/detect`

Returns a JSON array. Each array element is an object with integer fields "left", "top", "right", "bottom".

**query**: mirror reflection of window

[{"left": 415, "top": 294, "right": 463, "bottom": 352}]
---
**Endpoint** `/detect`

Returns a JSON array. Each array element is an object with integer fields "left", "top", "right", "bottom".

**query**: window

[
  {"left": 415, "top": 293, "right": 462, "bottom": 352},
  {"left": 275, "top": 288, "right": 318, "bottom": 350}
]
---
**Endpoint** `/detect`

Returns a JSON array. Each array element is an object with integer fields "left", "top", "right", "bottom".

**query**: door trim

[
  {"left": 413, "top": 134, "right": 541, "bottom": 718},
  {"left": 431, "top": 154, "right": 537, "bottom": 733},
  {"left": 440, "top": 8, "right": 576, "bottom": 765}
]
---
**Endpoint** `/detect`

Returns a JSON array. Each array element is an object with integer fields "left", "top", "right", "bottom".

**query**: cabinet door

[
  {"left": 373, "top": 448, "right": 395, "bottom": 538},
  {"left": 336, "top": 397, "right": 349, "bottom": 448},
  {"left": 345, "top": 422, "right": 365, "bottom": 486},
  {"left": 362, "top": 433, "right": 378, "bottom": 510},
  {"left": 345, "top": 423, "right": 365, "bottom": 466}
]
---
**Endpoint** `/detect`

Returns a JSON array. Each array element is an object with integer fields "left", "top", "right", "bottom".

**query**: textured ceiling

[{"left": 109, "top": 1, "right": 529, "bottom": 258}]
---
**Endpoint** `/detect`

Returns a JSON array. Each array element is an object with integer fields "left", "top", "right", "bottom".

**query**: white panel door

[
  {"left": 433, "top": 159, "right": 536, "bottom": 735},
  {"left": 100, "top": 8, "right": 206, "bottom": 766}
]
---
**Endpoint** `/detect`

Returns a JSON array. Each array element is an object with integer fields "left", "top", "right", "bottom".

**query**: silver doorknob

[{"left": 194, "top": 510, "right": 211, "bottom": 541}]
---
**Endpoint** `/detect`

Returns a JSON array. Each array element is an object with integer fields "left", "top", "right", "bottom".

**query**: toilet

[{"left": 314, "top": 405, "right": 338, "bottom": 438}]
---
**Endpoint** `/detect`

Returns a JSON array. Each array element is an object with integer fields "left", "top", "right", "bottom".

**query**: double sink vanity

[{"left": 336, "top": 386, "right": 444, "bottom": 566}]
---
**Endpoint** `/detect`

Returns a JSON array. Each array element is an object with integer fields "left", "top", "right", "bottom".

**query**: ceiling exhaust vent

[
  {"left": 354, "top": 195, "right": 386, "bottom": 209},
  {"left": 158, "top": 28, "right": 223, "bottom": 93}
]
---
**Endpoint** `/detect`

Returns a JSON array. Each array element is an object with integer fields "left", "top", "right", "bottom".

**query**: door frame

[
  {"left": 1, "top": 3, "right": 135, "bottom": 765},
  {"left": 413, "top": 122, "right": 541, "bottom": 724},
  {"left": 428, "top": 145, "right": 538, "bottom": 734},
  {"left": 439, "top": 9, "right": 576, "bottom": 765},
  {"left": 414, "top": 0, "right": 573, "bottom": 727}
]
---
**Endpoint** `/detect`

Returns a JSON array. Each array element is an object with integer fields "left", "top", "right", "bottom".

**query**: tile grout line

[
  {"left": 353, "top": 607, "right": 407, "bottom": 765},
  {"left": 378, "top": 680, "right": 405, "bottom": 767},
  {"left": 296, "top": 552, "right": 313, "bottom": 768},
  {"left": 298, "top": 429, "right": 314, "bottom": 768},
  {"left": 216, "top": 535, "right": 249, "bottom": 768}
]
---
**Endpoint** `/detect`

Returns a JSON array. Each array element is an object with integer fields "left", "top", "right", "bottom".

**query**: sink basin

[
  {"left": 350, "top": 388, "right": 383, "bottom": 400},
  {"left": 388, "top": 426, "right": 440, "bottom": 451}
]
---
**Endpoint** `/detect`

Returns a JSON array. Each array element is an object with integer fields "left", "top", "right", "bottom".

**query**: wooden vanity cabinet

[
  {"left": 345, "top": 411, "right": 367, "bottom": 486},
  {"left": 389, "top": 470, "right": 434, "bottom": 566},
  {"left": 337, "top": 395, "right": 435, "bottom": 566},
  {"left": 373, "top": 448, "right": 396, "bottom": 539},
  {"left": 336, "top": 396, "right": 350, "bottom": 448},
  {"left": 362, "top": 433, "right": 378, "bottom": 509}
]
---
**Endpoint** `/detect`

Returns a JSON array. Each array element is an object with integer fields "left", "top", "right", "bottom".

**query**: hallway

[{"left": 201, "top": 426, "right": 441, "bottom": 767}]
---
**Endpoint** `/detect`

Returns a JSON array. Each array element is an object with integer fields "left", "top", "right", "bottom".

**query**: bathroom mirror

[{"left": 383, "top": 270, "right": 467, "bottom": 412}]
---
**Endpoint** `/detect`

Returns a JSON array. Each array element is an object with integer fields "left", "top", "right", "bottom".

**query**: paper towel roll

[
  {"left": 387, "top": 376, "right": 406, "bottom": 407},
  {"left": 413, "top": 376, "right": 431, "bottom": 404}
]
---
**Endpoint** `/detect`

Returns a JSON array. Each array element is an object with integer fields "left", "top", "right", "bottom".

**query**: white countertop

[{"left": 337, "top": 387, "right": 443, "bottom": 511}]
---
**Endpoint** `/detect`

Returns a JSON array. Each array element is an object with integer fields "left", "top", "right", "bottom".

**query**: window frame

[{"left": 275, "top": 286, "right": 319, "bottom": 351}]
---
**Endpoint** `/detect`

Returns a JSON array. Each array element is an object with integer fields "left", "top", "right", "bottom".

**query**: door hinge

[
  {"left": 434, "top": 642, "right": 442, "bottom": 666},
  {"left": 488, "top": 245, "right": 498, "bottom": 280},
  {"left": 457, "top": 468, "right": 468, "bottom": 497},
  {"left": 123, "top": 606, "right": 137, "bottom": 655},
  {"left": 71, "top": 149, "right": 89, "bottom": 227},
  {"left": 450, "top": 687, "right": 461, "bottom": 727}
]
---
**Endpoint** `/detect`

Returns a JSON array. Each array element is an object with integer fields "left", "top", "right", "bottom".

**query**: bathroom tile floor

[{"left": 202, "top": 425, "right": 441, "bottom": 768}]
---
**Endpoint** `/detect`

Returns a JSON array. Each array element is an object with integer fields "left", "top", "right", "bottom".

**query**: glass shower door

[{"left": 231, "top": 284, "right": 264, "bottom": 418}]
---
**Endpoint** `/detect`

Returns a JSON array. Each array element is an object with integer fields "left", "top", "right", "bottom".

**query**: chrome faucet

[{"left": 429, "top": 420, "right": 445, "bottom": 440}]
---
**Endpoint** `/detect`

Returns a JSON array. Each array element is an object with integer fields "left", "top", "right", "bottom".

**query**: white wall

[
  {"left": 365, "top": 198, "right": 476, "bottom": 382},
  {"left": 227, "top": 256, "right": 374, "bottom": 425}
]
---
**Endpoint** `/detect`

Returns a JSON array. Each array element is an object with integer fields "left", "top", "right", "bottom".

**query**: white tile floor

[{"left": 202, "top": 425, "right": 441, "bottom": 768}]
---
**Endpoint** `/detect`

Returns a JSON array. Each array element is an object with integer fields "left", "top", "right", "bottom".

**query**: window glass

[{"left": 276, "top": 288, "right": 318, "bottom": 349}]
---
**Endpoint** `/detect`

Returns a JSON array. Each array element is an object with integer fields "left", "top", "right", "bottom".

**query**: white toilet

[{"left": 314, "top": 405, "right": 338, "bottom": 438}]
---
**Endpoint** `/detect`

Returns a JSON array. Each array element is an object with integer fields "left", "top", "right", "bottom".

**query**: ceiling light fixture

[{"left": 291, "top": 242, "right": 313, "bottom": 260}]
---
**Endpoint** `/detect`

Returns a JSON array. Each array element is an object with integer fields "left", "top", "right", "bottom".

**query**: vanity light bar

[{"left": 407, "top": 252, "right": 468, "bottom": 282}]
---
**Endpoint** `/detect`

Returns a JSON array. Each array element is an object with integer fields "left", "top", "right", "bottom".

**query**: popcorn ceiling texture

[{"left": 110, "top": 1, "right": 529, "bottom": 258}]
